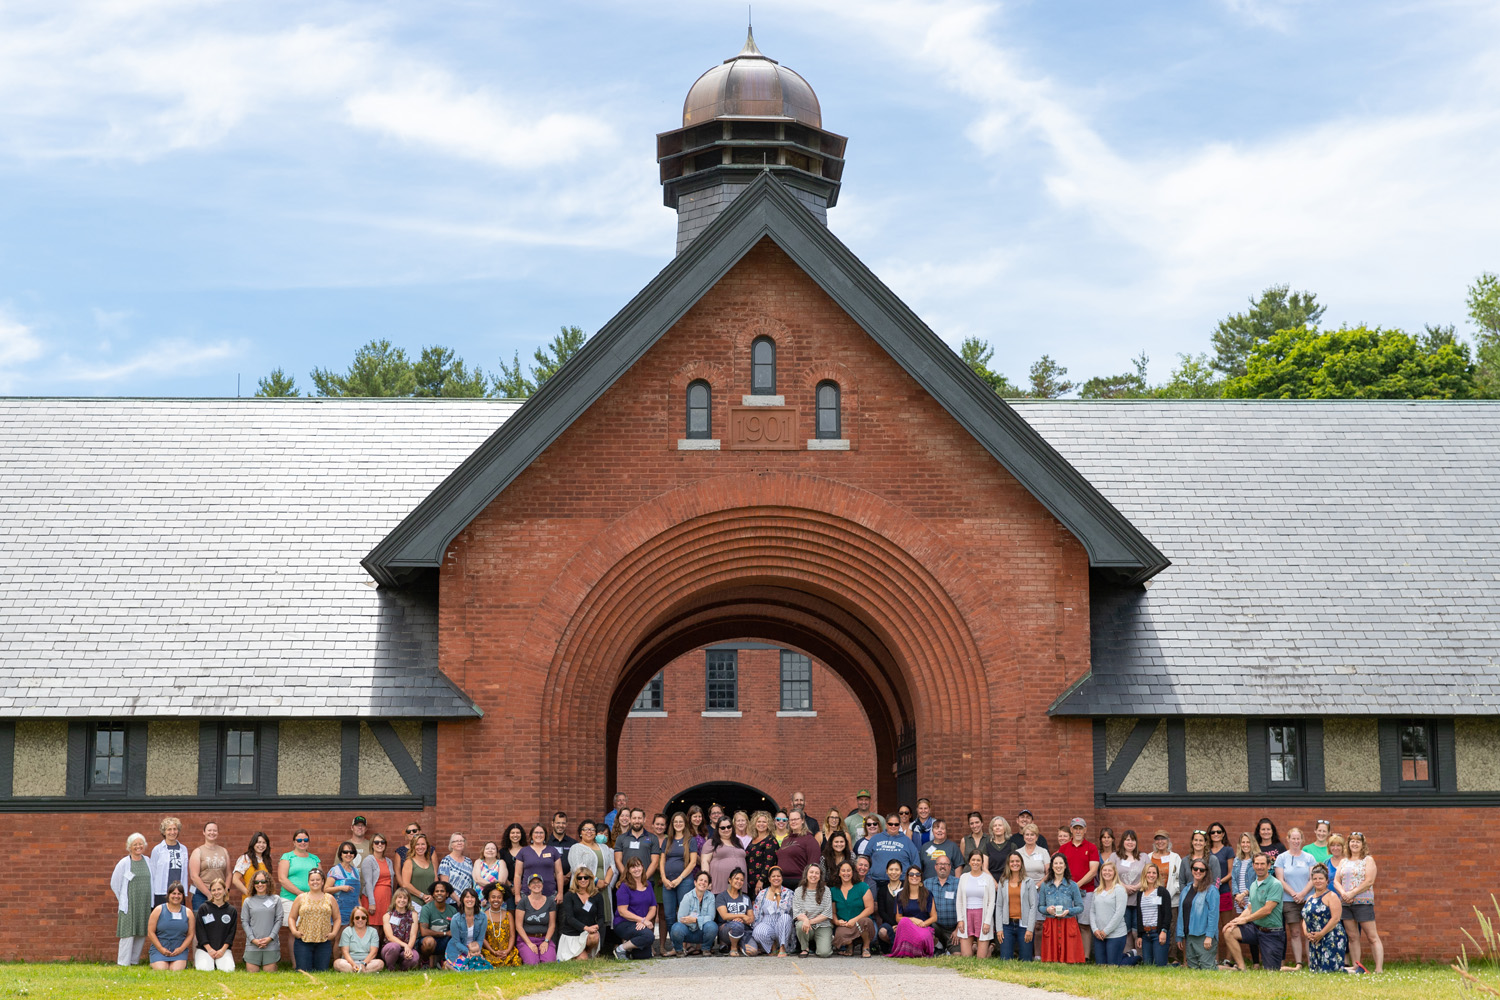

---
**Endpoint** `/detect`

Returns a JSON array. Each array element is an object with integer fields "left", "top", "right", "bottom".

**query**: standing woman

[
  {"left": 1018, "top": 825, "right": 1050, "bottom": 883},
  {"left": 1134, "top": 861, "right": 1172, "bottom": 967},
  {"left": 995, "top": 852, "right": 1037, "bottom": 961},
  {"left": 1176, "top": 858, "right": 1219, "bottom": 970},
  {"left": 241, "top": 871, "right": 284, "bottom": 972},
  {"left": 1037, "top": 853, "right": 1084, "bottom": 964},
  {"left": 189, "top": 823, "right": 231, "bottom": 912},
  {"left": 147, "top": 881, "right": 196, "bottom": 971},
  {"left": 1324, "top": 833, "right": 1347, "bottom": 890},
  {"left": 232, "top": 832, "right": 273, "bottom": 901},
  {"left": 820, "top": 810, "right": 844, "bottom": 848},
  {"left": 1275, "top": 827, "right": 1315, "bottom": 968},
  {"left": 1302, "top": 864, "right": 1348, "bottom": 973},
  {"left": 326, "top": 841, "right": 364, "bottom": 928},
  {"left": 688, "top": 806, "right": 708, "bottom": 844},
  {"left": 830, "top": 861, "right": 875, "bottom": 958},
  {"left": 659, "top": 811, "right": 698, "bottom": 956},
  {"left": 379, "top": 888, "right": 422, "bottom": 971},
  {"left": 288, "top": 868, "right": 340, "bottom": 971},
  {"left": 193, "top": 877, "right": 238, "bottom": 971},
  {"left": 749, "top": 865, "right": 794, "bottom": 957},
  {"left": 150, "top": 817, "right": 188, "bottom": 908},
  {"left": 888, "top": 866, "right": 937, "bottom": 958},
  {"left": 361, "top": 833, "right": 399, "bottom": 927},
  {"left": 472, "top": 841, "right": 507, "bottom": 900},
  {"left": 1231, "top": 832, "right": 1256, "bottom": 916},
  {"left": 1208, "top": 823, "right": 1234, "bottom": 959},
  {"left": 732, "top": 810, "right": 752, "bottom": 848},
  {"left": 111, "top": 833, "right": 155, "bottom": 966},
  {"left": 445, "top": 888, "right": 492, "bottom": 970},
  {"left": 984, "top": 817, "right": 1014, "bottom": 878},
  {"left": 516, "top": 824, "right": 565, "bottom": 903},
  {"left": 558, "top": 868, "right": 604, "bottom": 960},
  {"left": 1255, "top": 818, "right": 1286, "bottom": 865},
  {"left": 401, "top": 833, "right": 436, "bottom": 908},
  {"left": 1338, "top": 832, "right": 1382, "bottom": 974},
  {"left": 1176, "top": 830, "right": 1222, "bottom": 907},
  {"left": 703, "top": 817, "right": 747, "bottom": 894},
  {"left": 612, "top": 857, "right": 656, "bottom": 960},
  {"left": 516, "top": 873, "right": 559, "bottom": 964},
  {"left": 501, "top": 824, "right": 527, "bottom": 874},
  {"left": 1114, "top": 830, "right": 1144, "bottom": 954},
  {"left": 278, "top": 830, "right": 321, "bottom": 922},
  {"left": 960, "top": 813, "right": 989, "bottom": 864},
  {"left": 439, "top": 833, "right": 475, "bottom": 901},
  {"left": 794, "top": 863, "right": 834, "bottom": 957},
  {"left": 480, "top": 883, "right": 521, "bottom": 967},
  {"left": 746, "top": 811, "right": 779, "bottom": 895},
  {"left": 1089, "top": 862, "right": 1128, "bottom": 966},
  {"left": 954, "top": 850, "right": 997, "bottom": 958},
  {"left": 567, "top": 820, "right": 615, "bottom": 934},
  {"left": 1096, "top": 828, "right": 1118, "bottom": 870}
]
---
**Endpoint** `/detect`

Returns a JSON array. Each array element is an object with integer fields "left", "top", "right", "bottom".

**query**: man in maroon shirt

[
  {"left": 776, "top": 810, "right": 820, "bottom": 890},
  {"left": 1057, "top": 817, "right": 1100, "bottom": 938}
]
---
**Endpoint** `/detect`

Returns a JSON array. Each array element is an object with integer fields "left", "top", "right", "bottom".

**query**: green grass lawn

[
  {"left": 925, "top": 956, "right": 1466, "bottom": 1000},
  {"left": 0, "top": 961, "right": 598, "bottom": 1000}
]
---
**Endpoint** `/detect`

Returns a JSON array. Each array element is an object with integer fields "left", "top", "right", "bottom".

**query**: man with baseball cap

[
  {"left": 1057, "top": 817, "right": 1099, "bottom": 939},
  {"left": 843, "top": 790, "right": 884, "bottom": 841},
  {"left": 1006, "top": 809, "right": 1049, "bottom": 852},
  {"left": 349, "top": 815, "right": 371, "bottom": 863}
]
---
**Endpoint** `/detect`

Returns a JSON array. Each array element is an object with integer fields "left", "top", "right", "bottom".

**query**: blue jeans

[
  {"left": 661, "top": 881, "right": 690, "bottom": 945},
  {"left": 1140, "top": 928, "right": 1169, "bottom": 966},
  {"left": 293, "top": 938, "right": 332, "bottom": 971},
  {"left": 671, "top": 920, "right": 717, "bottom": 950},
  {"left": 1093, "top": 934, "right": 1126, "bottom": 965},
  {"left": 615, "top": 922, "right": 654, "bottom": 959},
  {"left": 998, "top": 921, "right": 1033, "bottom": 960}
]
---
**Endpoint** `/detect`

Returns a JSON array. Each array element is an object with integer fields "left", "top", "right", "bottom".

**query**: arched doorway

[{"left": 665, "top": 781, "right": 779, "bottom": 820}]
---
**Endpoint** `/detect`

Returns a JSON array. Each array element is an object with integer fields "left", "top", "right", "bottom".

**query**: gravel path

[{"left": 534, "top": 957, "right": 1081, "bottom": 1000}]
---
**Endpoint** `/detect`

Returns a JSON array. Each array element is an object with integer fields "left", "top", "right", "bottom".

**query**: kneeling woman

[
  {"left": 558, "top": 868, "right": 604, "bottom": 960},
  {"left": 446, "top": 888, "right": 493, "bottom": 970},
  {"left": 147, "top": 881, "right": 196, "bottom": 971},
  {"left": 481, "top": 883, "right": 522, "bottom": 967},
  {"left": 613, "top": 857, "right": 657, "bottom": 960},
  {"left": 1037, "top": 854, "right": 1084, "bottom": 963},
  {"left": 830, "top": 861, "right": 876, "bottom": 957}
]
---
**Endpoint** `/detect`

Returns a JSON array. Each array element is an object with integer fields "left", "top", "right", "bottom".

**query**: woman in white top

[
  {"left": 1113, "top": 830, "right": 1145, "bottom": 953},
  {"left": 1017, "top": 824, "right": 1050, "bottom": 883},
  {"left": 1089, "top": 861, "right": 1129, "bottom": 965},
  {"left": 1337, "top": 832, "right": 1382, "bottom": 974},
  {"left": 954, "top": 850, "right": 997, "bottom": 957}
]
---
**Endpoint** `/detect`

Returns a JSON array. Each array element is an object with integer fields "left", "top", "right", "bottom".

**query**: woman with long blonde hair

[
  {"left": 746, "top": 810, "right": 779, "bottom": 896},
  {"left": 1337, "top": 832, "right": 1382, "bottom": 973}
]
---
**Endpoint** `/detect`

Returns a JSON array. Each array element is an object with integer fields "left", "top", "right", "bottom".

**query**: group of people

[{"left": 109, "top": 793, "right": 1382, "bottom": 976}]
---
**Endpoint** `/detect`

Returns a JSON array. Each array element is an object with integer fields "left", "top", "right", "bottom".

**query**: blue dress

[
  {"left": 328, "top": 864, "right": 362, "bottom": 924},
  {"left": 148, "top": 904, "right": 191, "bottom": 963},
  {"left": 1304, "top": 891, "right": 1348, "bottom": 972}
]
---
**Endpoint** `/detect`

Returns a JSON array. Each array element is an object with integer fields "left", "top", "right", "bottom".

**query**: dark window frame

[
  {"left": 779, "top": 650, "right": 813, "bottom": 711},
  {"left": 1265, "top": 721, "right": 1305, "bottom": 790},
  {"left": 89, "top": 722, "right": 128, "bottom": 794},
  {"left": 219, "top": 724, "right": 260, "bottom": 793},
  {"left": 705, "top": 650, "right": 739, "bottom": 711},
  {"left": 685, "top": 380, "right": 712, "bottom": 440},
  {"left": 1398, "top": 720, "right": 1435, "bottom": 788},
  {"left": 750, "top": 337, "right": 777, "bottom": 395},
  {"left": 815, "top": 381, "right": 841, "bottom": 440},
  {"left": 632, "top": 672, "right": 665, "bottom": 712}
]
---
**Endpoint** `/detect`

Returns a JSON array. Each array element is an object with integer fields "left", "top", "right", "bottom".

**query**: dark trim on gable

[
  {"left": 261, "top": 722, "right": 279, "bottom": 797},
  {"left": 1435, "top": 719, "right": 1458, "bottom": 793},
  {"left": 368, "top": 721, "right": 423, "bottom": 797},
  {"left": 0, "top": 722, "right": 13, "bottom": 799},
  {"left": 339, "top": 721, "right": 360, "bottom": 797},
  {"left": 1305, "top": 718, "right": 1326, "bottom": 795},
  {"left": 65, "top": 722, "right": 86, "bottom": 799},
  {"left": 1166, "top": 719, "right": 1187, "bottom": 794},
  {"left": 363, "top": 173, "right": 1167, "bottom": 587},
  {"left": 125, "top": 722, "right": 147, "bottom": 799},
  {"left": 1100, "top": 719, "right": 1159, "bottom": 794},
  {"left": 420, "top": 722, "right": 438, "bottom": 807}
]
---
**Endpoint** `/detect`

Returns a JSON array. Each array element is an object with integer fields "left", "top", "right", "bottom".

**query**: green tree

[
  {"left": 1027, "top": 354, "right": 1074, "bottom": 398},
  {"left": 958, "top": 336, "right": 1024, "bottom": 396},
  {"left": 1211, "top": 284, "right": 1326, "bottom": 378},
  {"left": 413, "top": 345, "right": 488, "bottom": 397},
  {"left": 310, "top": 339, "right": 417, "bottom": 397},
  {"left": 255, "top": 368, "right": 299, "bottom": 397},
  {"left": 1223, "top": 325, "right": 1475, "bottom": 400},
  {"left": 492, "top": 325, "right": 590, "bottom": 398},
  {"left": 1468, "top": 272, "right": 1500, "bottom": 398},
  {"left": 1150, "top": 352, "right": 1224, "bottom": 398},
  {"left": 1080, "top": 353, "right": 1150, "bottom": 399}
]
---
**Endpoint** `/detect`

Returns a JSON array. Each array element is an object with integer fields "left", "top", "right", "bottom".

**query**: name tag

[
  {"left": 630, "top": 841, "right": 640, "bottom": 849},
  {"left": 945, "top": 891, "right": 955, "bottom": 899}
]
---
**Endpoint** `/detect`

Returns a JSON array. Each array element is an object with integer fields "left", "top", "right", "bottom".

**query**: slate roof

[
  {"left": 1018, "top": 400, "right": 1500, "bottom": 716},
  {"left": 0, "top": 397, "right": 518, "bottom": 719}
]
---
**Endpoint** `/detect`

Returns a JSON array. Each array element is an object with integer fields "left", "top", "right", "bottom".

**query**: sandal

[{"left": 861, "top": 948, "right": 872, "bottom": 958}]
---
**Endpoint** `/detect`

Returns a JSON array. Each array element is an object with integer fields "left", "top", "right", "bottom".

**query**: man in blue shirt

[
  {"left": 923, "top": 853, "right": 960, "bottom": 955},
  {"left": 603, "top": 793, "right": 627, "bottom": 833},
  {"left": 867, "top": 815, "right": 921, "bottom": 878}
]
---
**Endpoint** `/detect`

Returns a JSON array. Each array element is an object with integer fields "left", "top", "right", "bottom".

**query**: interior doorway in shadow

[{"left": 664, "top": 781, "right": 780, "bottom": 822}]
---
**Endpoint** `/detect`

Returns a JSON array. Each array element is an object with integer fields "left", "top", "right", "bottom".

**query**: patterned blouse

[
  {"left": 746, "top": 837, "right": 780, "bottom": 893},
  {"left": 294, "top": 892, "right": 335, "bottom": 943},
  {"left": 754, "top": 886, "right": 794, "bottom": 919}
]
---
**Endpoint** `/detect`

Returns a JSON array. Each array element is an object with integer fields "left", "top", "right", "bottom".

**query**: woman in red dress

[
  {"left": 361, "top": 835, "right": 398, "bottom": 929},
  {"left": 1037, "top": 852, "right": 1086, "bottom": 963}
]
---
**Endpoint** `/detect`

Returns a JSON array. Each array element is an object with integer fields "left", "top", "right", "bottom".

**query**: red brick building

[{"left": 3, "top": 32, "right": 1499, "bottom": 963}]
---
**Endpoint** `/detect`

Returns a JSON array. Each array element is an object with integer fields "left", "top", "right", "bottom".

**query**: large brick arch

[{"left": 530, "top": 472, "right": 992, "bottom": 818}]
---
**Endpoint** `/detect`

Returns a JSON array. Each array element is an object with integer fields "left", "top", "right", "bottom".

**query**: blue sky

[{"left": 1, "top": 0, "right": 1496, "bottom": 396}]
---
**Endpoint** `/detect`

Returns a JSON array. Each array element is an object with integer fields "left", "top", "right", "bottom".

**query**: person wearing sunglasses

[
  {"left": 397, "top": 823, "right": 421, "bottom": 866},
  {"left": 334, "top": 905, "right": 385, "bottom": 973},
  {"left": 854, "top": 815, "right": 882, "bottom": 860},
  {"left": 362, "top": 834, "right": 399, "bottom": 927},
  {"left": 278, "top": 830, "right": 321, "bottom": 923},
  {"left": 703, "top": 817, "right": 747, "bottom": 895},
  {"left": 558, "top": 868, "right": 603, "bottom": 960},
  {"left": 1176, "top": 859, "right": 1220, "bottom": 970},
  {"left": 772, "top": 812, "right": 791, "bottom": 846},
  {"left": 843, "top": 790, "right": 882, "bottom": 842},
  {"left": 240, "top": 868, "right": 284, "bottom": 971},
  {"left": 327, "top": 841, "right": 364, "bottom": 927}
]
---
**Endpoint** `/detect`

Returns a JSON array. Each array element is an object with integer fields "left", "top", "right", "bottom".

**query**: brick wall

[{"left": 616, "top": 646, "right": 876, "bottom": 818}]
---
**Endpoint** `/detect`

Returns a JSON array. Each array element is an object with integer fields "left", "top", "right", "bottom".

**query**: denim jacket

[
  {"left": 1176, "top": 884, "right": 1219, "bottom": 941},
  {"left": 1036, "top": 879, "right": 1083, "bottom": 917},
  {"left": 677, "top": 888, "right": 717, "bottom": 927}
]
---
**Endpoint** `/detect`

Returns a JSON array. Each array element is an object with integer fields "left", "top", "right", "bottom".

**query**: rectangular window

[
  {"left": 90, "top": 723, "right": 126, "bottom": 791},
  {"left": 1400, "top": 721, "right": 1433, "bottom": 786},
  {"left": 221, "top": 726, "right": 259, "bottom": 790},
  {"left": 1266, "top": 722, "right": 1304, "bottom": 788},
  {"left": 780, "top": 650, "right": 812, "bottom": 711},
  {"left": 632, "top": 673, "right": 664, "bottom": 712},
  {"left": 705, "top": 650, "right": 738, "bottom": 711}
]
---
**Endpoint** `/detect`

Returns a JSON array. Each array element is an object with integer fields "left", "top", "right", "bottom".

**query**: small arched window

[
  {"left": 686, "top": 380, "right": 711, "bottom": 439},
  {"left": 815, "top": 381, "right": 841, "bottom": 439},
  {"left": 751, "top": 337, "right": 777, "bottom": 395}
]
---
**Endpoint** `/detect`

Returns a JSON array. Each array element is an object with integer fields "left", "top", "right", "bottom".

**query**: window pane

[
  {"left": 780, "top": 651, "right": 812, "bottom": 710},
  {"left": 706, "top": 651, "right": 738, "bottom": 710},
  {"left": 92, "top": 724, "right": 125, "bottom": 787},
  {"left": 753, "top": 341, "right": 774, "bottom": 365},
  {"left": 688, "top": 383, "right": 708, "bottom": 407},
  {"left": 1267, "top": 724, "right": 1301, "bottom": 786},
  {"left": 632, "top": 673, "right": 663, "bottom": 711},
  {"left": 817, "top": 408, "right": 838, "bottom": 434},
  {"left": 752, "top": 339, "right": 775, "bottom": 392},
  {"left": 818, "top": 384, "right": 836, "bottom": 408}
]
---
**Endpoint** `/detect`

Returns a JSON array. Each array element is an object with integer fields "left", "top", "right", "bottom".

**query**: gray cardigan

[
  {"left": 240, "top": 893, "right": 284, "bottom": 943},
  {"left": 993, "top": 876, "right": 1039, "bottom": 928}
]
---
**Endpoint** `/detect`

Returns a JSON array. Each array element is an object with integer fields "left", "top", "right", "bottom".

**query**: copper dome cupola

[{"left": 659, "top": 28, "right": 847, "bottom": 254}]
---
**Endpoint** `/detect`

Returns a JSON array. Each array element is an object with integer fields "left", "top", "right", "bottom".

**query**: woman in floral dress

[{"left": 1302, "top": 864, "right": 1348, "bottom": 973}]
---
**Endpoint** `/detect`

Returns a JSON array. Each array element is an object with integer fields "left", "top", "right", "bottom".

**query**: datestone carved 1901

[{"left": 729, "top": 407, "right": 798, "bottom": 450}]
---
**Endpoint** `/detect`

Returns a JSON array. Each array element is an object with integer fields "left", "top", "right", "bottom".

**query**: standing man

[
  {"left": 920, "top": 819, "right": 961, "bottom": 879},
  {"left": 790, "top": 792, "right": 819, "bottom": 834},
  {"left": 776, "top": 810, "right": 821, "bottom": 889},
  {"left": 349, "top": 816, "right": 372, "bottom": 863},
  {"left": 923, "top": 852, "right": 960, "bottom": 955},
  {"left": 1058, "top": 817, "right": 1100, "bottom": 940},
  {"left": 604, "top": 793, "right": 628, "bottom": 832},
  {"left": 548, "top": 811, "right": 578, "bottom": 876},
  {"left": 613, "top": 809, "right": 662, "bottom": 884},
  {"left": 844, "top": 790, "right": 882, "bottom": 840},
  {"left": 911, "top": 799, "right": 935, "bottom": 846},
  {"left": 868, "top": 815, "right": 921, "bottom": 881},
  {"left": 1007, "top": 810, "right": 1048, "bottom": 851},
  {"left": 1223, "top": 853, "right": 1286, "bottom": 971}
]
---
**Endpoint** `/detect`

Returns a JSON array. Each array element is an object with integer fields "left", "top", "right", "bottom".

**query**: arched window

[
  {"left": 686, "top": 380, "right": 711, "bottom": 439},
  {"left": 751, "top": 337, "right": 777, "bottom": 395},
  {"left": 815, "top": 380, "right": 841, "bottom": 439}
]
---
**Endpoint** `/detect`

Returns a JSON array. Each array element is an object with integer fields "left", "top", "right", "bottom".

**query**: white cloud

[
  {"left": 0, "top": 310, "right": 44, "bottom": 392},
  {"left": 65, "top": 338, "right": 242, "bottom": 383},
  {"left": 1219, "top": 0, "right": 1306, "bottom": 32}
]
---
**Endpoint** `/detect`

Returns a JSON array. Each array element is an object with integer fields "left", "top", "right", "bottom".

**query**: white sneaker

[{"left": 614, "top": 944, "right": 628, "bottom": 960}]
